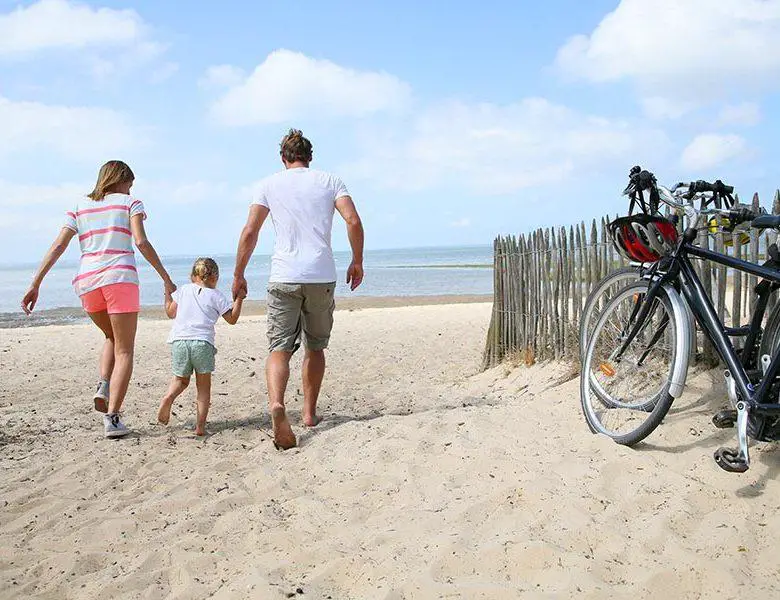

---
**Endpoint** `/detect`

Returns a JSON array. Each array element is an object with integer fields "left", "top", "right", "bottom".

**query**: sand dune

[{"left": 2, "top": 303, "right": 780, "bottom": 599}]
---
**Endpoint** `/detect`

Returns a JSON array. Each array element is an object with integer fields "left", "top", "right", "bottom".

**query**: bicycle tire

[
  {"left": 758, "top": 298, "right": 780, "bottom": 360},
  {"left": 579, "top": 266, "right": 643, "bottom": 362},
  {"left": 580, "top": 282, "right": 677, "bottom": 446},
  {"left": 580, "top": 267, "right": 661, "bottom": 409}
]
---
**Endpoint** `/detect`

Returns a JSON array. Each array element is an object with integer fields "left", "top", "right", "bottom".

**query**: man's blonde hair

[{"left": 87, "top": 160, "right": 135, "bottom": 202}]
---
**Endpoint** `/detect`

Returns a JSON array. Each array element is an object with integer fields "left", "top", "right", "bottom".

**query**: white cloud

[
  {"left": 0, "top": 0, "right": 148, "bottom": 57},
  {"left": 149, "top": 61, "right": 179, "bottom": 84},
  {"left": 0, "top": 0, "right": 169, "bottom": 83},
  {"left": 555, "top": 0, "right": 780, "bottom": 97},
  {"left": 0, "top": 179, "right": 86, "bottom": 208},
  {"left": 718, "top": 102, "right": 761, "bottom": 126},
  {"left": 199, "top": 65, "right": 246, "bottom": 89},
  {"left": 343, "top": 98, "right": 669, "bottom": 195},
  {"left": 640, "top": 97, "right": 697, "bottom": 120},
  {"left": 0, "top": 96, "right": 140, "bottom": 161},
  {"left": 0, "top": 180, "right": 87, "bottom": 242},
  {"left": 449, "top": 218, "right": 471, "bottom": 228},
  {"left": 146, "top": 181, "right": 230, "bottom": 205},
  {"left": 209, "top": 49, "right": 412, "bottom": 126},
  {"left": 680, "top": 134, "right": 748, "bottom": 171}
]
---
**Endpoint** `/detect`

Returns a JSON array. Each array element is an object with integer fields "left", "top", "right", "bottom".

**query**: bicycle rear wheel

[
  {"left": 758, "top": 297, "right": 780, "bottom": 361},
  {"left": 579, "top": 266, "right": 643, "bottom": 361},
  {"left": 580, "top": 282, "right": 678, "bottom": 445}
]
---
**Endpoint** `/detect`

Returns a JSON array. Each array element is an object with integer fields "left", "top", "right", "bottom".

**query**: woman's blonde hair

[
  {"left": 87, "top": 160, "right": 135, "bottom": 202},
  {"left": 191, "top": 257, "right": 219, "bottom": 281}
]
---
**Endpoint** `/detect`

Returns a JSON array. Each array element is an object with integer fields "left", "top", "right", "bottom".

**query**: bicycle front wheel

[{"left": 580, "top": 282, "right": 678, "bottom": 446}]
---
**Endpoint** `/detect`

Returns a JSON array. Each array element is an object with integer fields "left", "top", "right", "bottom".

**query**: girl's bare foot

[
  {"left": 271, "top": 404, "right": 296, "bottom": 449},
  {"left": 195, "top": 426, "right": 207, "bottom": 436}
]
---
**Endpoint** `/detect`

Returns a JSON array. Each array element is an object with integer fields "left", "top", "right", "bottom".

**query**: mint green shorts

[{"left": 171, "top": 340, "right": 216, "bottom": 377}]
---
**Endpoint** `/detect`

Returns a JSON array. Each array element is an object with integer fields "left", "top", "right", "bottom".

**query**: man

[{"left": 233, "top": 129, "right": 364, "bottom": 449}]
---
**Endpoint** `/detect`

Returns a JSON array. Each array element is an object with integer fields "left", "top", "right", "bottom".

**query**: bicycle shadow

[
  {"left": 635, "top": 372, "right": 780, "bottom": 494},
  {"left": 734, "top": 443, "right": 780, "bottom": 498},
  {"left": 636, "top": 429, "right": 733, "bottom": 455},
  {"left": 666, "top": 369, "right": 725, "bottom": 416},
  {"left": 635, "top": 370, "right": 735, "bottom": 454}
]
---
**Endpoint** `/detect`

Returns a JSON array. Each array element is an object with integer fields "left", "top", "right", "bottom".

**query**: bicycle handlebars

[
  {"left": 658, "top": 184, "right": 759, "bottom": 230},
  {"left": 626, "top": 166, "right": 757, "bottom": 231},
  {"left": 688, "top": 179, "right": 735, "bottom": 195}
]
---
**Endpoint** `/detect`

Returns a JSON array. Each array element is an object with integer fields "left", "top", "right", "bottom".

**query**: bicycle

[
  {"left": 580, "top": 167, "right": 758, "bottom": 364},
  {"left": 580, "top": 173, "right": 780, "bottom": 473},
  {"left": 579, "top": 167, "right": 687, "bottom": 364}
]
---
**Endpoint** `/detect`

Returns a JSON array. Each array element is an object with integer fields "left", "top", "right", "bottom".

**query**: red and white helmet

[{"left": 609, "top": 214, "right": 679, "bottom": 263}]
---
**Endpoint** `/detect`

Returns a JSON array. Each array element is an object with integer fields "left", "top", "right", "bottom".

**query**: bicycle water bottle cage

[{"left": 609, "top": 214, "right": 679, "bottom": 263}]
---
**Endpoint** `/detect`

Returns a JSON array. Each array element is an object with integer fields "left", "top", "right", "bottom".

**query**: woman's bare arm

[
  {"left": 21, "top": 227, "right": 76, "bottom": 314},
  {"left": 130, "top": 214, "right": 176, "bottom": 296}
]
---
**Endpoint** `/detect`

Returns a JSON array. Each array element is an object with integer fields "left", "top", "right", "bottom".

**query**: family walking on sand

[{"left": 20, "top": 129, "right": 365, "bottom": 450}]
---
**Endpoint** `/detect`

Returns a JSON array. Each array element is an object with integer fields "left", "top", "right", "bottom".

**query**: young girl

[
  {"left": 157, "top": 258, "right": 244, "bottom": 436},
  {"left": 21, "top": 160, "right": 175, "bottom": 438}
]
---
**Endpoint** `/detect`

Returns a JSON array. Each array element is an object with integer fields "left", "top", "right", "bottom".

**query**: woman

[{"left": 21, "top": 160, "right": 175, "bottom": 438}]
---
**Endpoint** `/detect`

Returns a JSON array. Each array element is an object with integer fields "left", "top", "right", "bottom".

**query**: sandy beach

[{"left": 2, "top": 301, "right": 780, "bottom": 599}]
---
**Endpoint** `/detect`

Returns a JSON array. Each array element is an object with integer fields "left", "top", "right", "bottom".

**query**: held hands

[
  {"left": 347, "top": 262, "right": 364, "bottom": 291},
  {"left": 164, "top": 278, "right": 177, "bottom": 298},
  {"left": 21, "top": 285, "right": 39, "bottom": 315},
  {"left": 232, "top": 275, "right": 248, "bottom": 300}
]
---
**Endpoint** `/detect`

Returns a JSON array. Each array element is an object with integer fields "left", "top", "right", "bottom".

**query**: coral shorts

[{"left": 80, "top": 283, "right": 140, "bottom": 314}]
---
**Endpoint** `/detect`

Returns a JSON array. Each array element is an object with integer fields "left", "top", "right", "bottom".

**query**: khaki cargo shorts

[{"left": 266, "top": 282, "right": 336, "bottom": 353}]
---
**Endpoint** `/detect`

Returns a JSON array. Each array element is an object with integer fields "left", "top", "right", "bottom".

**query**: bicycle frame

[
  {"left": 678, "top": 243, "right": 780, "bottom": 416},
  {"left": 619, "top": 227, "right": 780, "bottom": 470}
]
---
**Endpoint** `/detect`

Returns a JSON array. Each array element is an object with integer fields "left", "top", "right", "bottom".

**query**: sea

[{"left": 0, "top": 245, "right": 494, "bottom": 326}]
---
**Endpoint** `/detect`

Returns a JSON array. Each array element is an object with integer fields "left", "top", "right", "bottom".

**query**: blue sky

[{"left": 1, "top": 0, "right": 779, "bottom": 262}]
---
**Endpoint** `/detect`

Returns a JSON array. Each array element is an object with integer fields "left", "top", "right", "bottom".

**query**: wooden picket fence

[{"left": 482, "top": 190, "right": 780, "bottom": 370}]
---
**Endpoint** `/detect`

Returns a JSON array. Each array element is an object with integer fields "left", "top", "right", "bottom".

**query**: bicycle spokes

[{"left": 581, "top": 283, "right": 677, "bottom": 445}]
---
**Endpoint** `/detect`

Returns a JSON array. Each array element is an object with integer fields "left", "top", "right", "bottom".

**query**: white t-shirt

[
  {"left": 251, "top": 167, "right": 350, "bottom": 283},
  {"left": 167, "top": 283, "right": 233, "bottom": 347}
]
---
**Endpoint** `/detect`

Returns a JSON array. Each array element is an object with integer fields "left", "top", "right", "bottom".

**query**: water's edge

[{"left": 1, "top": 294, "right": 493, "bottom": 329}]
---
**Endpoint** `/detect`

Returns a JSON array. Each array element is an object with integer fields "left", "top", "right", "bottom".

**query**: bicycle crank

[{"left": 714, "top": 400, "right": 750, "bottom": 473}]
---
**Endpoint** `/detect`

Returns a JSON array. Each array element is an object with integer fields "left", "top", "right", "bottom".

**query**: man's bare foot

[
  {"left": 270, "top": 404, "right": 296, "bottom": 449},
  {"left": 195, "top": 426, "right": 207, "bottom": 436},
  {"left": 157, "top": 400, "right": 173, "bottom": 425},
  {"left": 303, "top": 413, "right": 322, "bottom": 427}
]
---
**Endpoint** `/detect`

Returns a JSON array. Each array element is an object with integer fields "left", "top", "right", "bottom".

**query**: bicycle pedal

[
  {"left": 712, "top": 409, "right": 737, "bottom": 429},
  {"left": 714, "top": 447, "right": 749, "bottom": 473}
]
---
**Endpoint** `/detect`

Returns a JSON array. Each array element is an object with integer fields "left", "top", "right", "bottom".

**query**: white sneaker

[
  {"left": 104, "top": 413, "right": 129, "bottom": 439},
  {"left": 94, "top": 380, "right": 109, "bottom": 413}
]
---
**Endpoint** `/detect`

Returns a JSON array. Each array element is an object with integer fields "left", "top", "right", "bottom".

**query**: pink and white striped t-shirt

[{"left": 63, "top": 193, "right": 146, "bottom": 296}]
